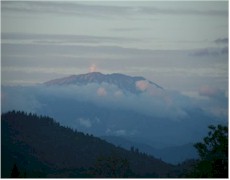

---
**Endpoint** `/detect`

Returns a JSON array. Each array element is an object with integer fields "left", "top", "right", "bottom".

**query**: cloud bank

[
  {"left": 2, "top": 82, "right": 227, "bottom": 121},
  {"left": 2, "top": 1, "right": 227, "bottom": 18},
  {"left": 1, "top": 83, "right": 227, "bottom": 147},
  {"left": 214, "top": 38, "right": 228, "bottom": 45},
  {"left": 2, "top": 83, "right": 187, "bottom": 119}
]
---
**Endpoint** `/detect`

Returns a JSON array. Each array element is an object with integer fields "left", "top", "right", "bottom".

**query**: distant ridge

[{"left": 44, "top": 72, "right": 163, "bottom": 93}]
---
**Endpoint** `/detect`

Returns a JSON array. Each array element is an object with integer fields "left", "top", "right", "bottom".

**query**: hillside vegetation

[{"left": 2, "top": 111, "right": 180, "bottom": 178}]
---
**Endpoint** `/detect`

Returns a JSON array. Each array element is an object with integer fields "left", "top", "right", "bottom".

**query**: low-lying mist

[{"left": 1, "top": 82, "right": 227, "bottom": 148}]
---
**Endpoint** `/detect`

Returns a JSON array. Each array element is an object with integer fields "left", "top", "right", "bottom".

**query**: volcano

[{"left": 44, "top": 72, "right": 163, "bottom": 94}]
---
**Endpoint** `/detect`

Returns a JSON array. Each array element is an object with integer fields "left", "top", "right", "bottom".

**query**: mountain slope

[
  {"left": 44, "top": 72, "right": 162, "bottom": 93},
  {"left": 102, "top": 136, "right": 198, "bottom": 164},
  {"left": 2, "top": 111, "right": 180, "bottom": 178}
]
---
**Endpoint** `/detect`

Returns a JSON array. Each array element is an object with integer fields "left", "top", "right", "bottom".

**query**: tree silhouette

[
  {"left": 23, "top": 171, "right": 27, "bottom": 178},
  {"left": 10, "top": 163, "right": 20, "bottom": 178},
  {"left": 92, "top": 155, "right": 131, "bottom": 178},
  {"left": 191, "top": 124, "right": 228, "bottom": 178}
]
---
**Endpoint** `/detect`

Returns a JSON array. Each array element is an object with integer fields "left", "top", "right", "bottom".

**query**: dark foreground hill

[{"left": 2, "top": 111, "right": 185, "bottom": 178}]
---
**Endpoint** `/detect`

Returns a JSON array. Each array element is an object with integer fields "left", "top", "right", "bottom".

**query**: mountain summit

[{"left": 44, "top": 72, "right": 162, "bottom": 94}]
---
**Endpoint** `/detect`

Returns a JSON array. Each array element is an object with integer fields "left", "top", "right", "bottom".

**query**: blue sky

[{"left": 1, "top": 1, "right": 228, "bottom": 99}]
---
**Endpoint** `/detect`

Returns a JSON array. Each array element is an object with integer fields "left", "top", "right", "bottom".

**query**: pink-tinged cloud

[
  {"left": 135, "top": 80, "right": 150, "bottom": 91},
  {"left": 97, "top": 87, "right": 107, "bottom": 96},
  {"left": 89, "top": 64, "right": 97, "bottom": 72},
  {"left": 199, "top": 85, "right": 221, "bottom": 98}
]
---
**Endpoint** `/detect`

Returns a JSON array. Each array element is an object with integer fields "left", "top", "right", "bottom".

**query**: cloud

[
  {"left": 114, "top": 129, "right": 126, "bottom": 136},
  {"left": 78, "top": 118, "right": 92, "bottom": 128},
  {"left": 221, "top": 47, "right": 228, "bottom": 55},
  {"left": 110, "top": 27, "right": 146, "bottom": 32},
  {"left": 135, "top": 80, "right": 150, "bottom": 91},
  {"left": 214, "top": 38, "right": 228, "bottom": 44},
  {"left": 198, "top": 85, "right": 227, "bottom": 101},
  {"left": 114, "top": 90, "right": 123, "bottom": 97},
  {"left": 189, "top": 47, "right": 228, "bottom": 57},
  {"left": 2, "top": 1, "right": 227, "bottom": 18},
  {"left": 1, "top": 42, "right": 156, "bottom": 60},
  {"left": 97, "top": 87, "right": 107, "bottom": 96},
  {"left": 1, "top": 83, "right": 227, "bottom": 146},
  {"left": 196, "top": 85, "right": 228, "bottom": 119},
  {"left": 1, "top": 86, "right": 43, "bottom": 113},
  {"left": 105, "top": 128, "right": 135, "bottom": 137},
  {"left": 190, "top": 49, "right": 218, "bottom": 57},
  {"left": 1, "top": 83, "right": 189, "bottom": 120},
  {"left": 1, "top": 32, "right": 139, "bottom": 45},
  {"left": 141, "top": 5, "right": 227, "bottom": 17},
  {"left": 1, "top": 1, "right": 131, "bottom": 18},
  {"left": 199, "top": 85, "right": 220, "bottom": 98}
]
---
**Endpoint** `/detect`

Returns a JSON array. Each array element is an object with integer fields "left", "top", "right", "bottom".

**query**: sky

[{"left": 1, "top": 1, "right": 228, "bottom": 99}]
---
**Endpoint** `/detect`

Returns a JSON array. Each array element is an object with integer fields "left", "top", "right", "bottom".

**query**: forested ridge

[{"left": 2, "top": 111, "right": 178, "bottom": 178}]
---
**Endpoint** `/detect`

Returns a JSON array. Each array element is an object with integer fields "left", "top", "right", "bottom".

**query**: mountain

[
  {"left": 44, "top": 72, "right": 163, "bottom": 93},
  {"left": 2, "top": 111, "right": 183, "bottom": 178},
  {"left": 101, "top": 136, "right": 198, "bottom": 164}
]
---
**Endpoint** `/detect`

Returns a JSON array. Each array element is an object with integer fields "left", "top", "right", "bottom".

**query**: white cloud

[
  {"left": 115, "top": 129, "right": 126, "bottom": 136},
  {"left": 78, "top": 118, "right": 92, "bottom": 128},
  {"left": 1, "top": 84, "right": 186, "bottom": 120}
]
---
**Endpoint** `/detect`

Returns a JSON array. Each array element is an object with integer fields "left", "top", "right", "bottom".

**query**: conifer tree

[{"left": 10, "top": 163, "right": 20, "bottom": 178}]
